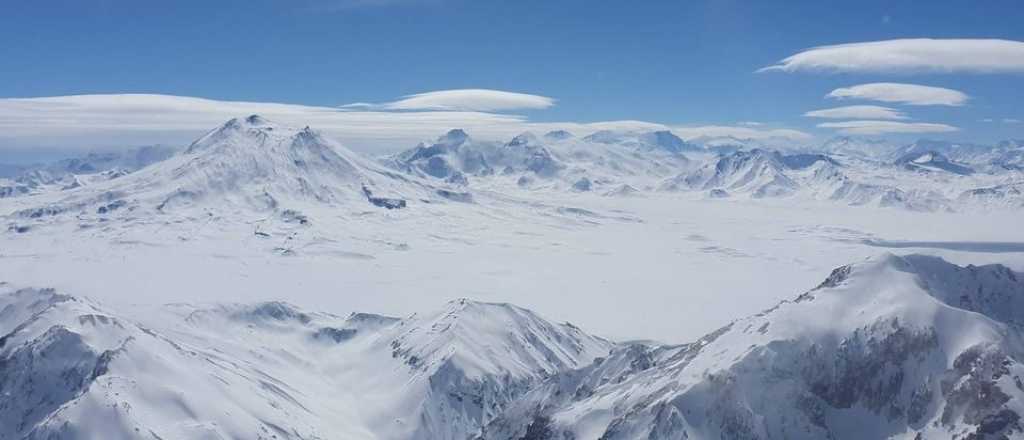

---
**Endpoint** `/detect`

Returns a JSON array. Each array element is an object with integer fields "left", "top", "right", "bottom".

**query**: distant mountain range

[
  {"left": 1, "top": 116, "right": 1021, "bottom": 247},
  {"left": 3, "top": 117, "right": 1022, "bottom": 212}
]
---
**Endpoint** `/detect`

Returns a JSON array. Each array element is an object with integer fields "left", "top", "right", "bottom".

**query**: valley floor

[{"left": 2, "top": 191, "right": 1021, "bottom": 342}]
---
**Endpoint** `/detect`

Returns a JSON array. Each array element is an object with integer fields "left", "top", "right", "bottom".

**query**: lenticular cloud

[{"left": 760, "top": 38, "right": 1024, "bottom": 74}]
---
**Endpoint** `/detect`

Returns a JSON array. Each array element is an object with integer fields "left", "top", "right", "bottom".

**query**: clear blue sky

[{"left": 1, "top": 0, "right": 1023, "bottom": 148}]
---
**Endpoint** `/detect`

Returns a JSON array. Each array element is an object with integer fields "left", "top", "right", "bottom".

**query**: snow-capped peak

[
  {"left": 543, "top": 129, "right": 574, "bottom": 141},
  {"left": 389, "top": 297, "right": 612, "bottom": 379},
  {"left": 439, "top": 128, "right": 470, "bottom": 146}
]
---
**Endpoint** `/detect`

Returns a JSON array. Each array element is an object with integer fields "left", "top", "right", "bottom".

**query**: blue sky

[{"left": 1, "top": 0, "right": 1023, "bottom": 155}]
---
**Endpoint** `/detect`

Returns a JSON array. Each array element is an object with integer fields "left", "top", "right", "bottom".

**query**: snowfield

[{"left": 2, "top": 116, "right": 1024, "bottom": 438}]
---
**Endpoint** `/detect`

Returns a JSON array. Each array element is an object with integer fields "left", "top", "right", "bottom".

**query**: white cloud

[
  {"left": 804, "top": 105, "right": 907, "bottom": 120},
  {"left": 826, "top": 83, "right": 967, "bottom": 106},
  {"left": 759, "top": 38, "right": 1024, "bottom": 74},
  {"left": 340, "top": 89, "right": 555, "bottom": 112},
  {"left": 671, "top": 125, "right": 813, "bottom": 142},
  {"left": 1004, "top": 118, "right": 1021, "bottom": 124},
  {"left": 817, "top": 120, "right": 959, "bottom": 135},
  {"left": 0, "top": 94, "right": 678, "bottom": 153}
]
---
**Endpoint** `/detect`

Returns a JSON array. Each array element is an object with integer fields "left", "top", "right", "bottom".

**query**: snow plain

[{"left": 2, "top": 178, "right": 1020, "bottom": 343}]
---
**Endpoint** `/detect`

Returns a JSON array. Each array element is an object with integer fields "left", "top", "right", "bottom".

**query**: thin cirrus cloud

[
  {"left": 826, "top": 83, "right": 968, "bottom": 106},
  {"left": 0, "top": 94, "right": 812, "bottom": 153},
  {"left": 340, "top": 89, "right": 556, "bottom": 112},
  {"left": 817, "top": 120, "right": 959, "bottom": 135},
  {"left": 804, "top": 105, "right": 908, "bottom": 120},
  {"left": 759, "top": 38, "right": 1024, "bottom": 74},
  {"left": 671, "top": 125, "right": 813, "bottom": 141}
]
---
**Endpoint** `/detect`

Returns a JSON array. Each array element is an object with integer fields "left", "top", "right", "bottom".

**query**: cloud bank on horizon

[
  {"left": 817, "top": 120, "right": 959, "bottom": 136},
  {"left": 0, "top": 93, "right": 809, "bottom": 152}
]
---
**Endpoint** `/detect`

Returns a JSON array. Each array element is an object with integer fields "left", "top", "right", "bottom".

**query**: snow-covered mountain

[
  {"left": 2, "top": 116, "right": 440, "bottom": 235},
  {"left": 0, "top": 145, "right": 179, "bottom": 199},
  {"left": 0, "top": 285, "right": 611, "bottom": 440},
  {"left": 653, "top": 145, "right": 1024, "bottom": 211},
  {"left": 659, "top": 149, "right": 802, "bottom": 198},
  {"left": 895, "top": 150, "right": 975, "bottom": 175},
  {"left": 4, "top": 253, "right": 1023, "bottom": 439},
  {"left": 6, "top": 120, "right": 1023, "bottom": 215},
  {"left": 375, "top": 129, "right": 1024, "bottom": 211},
  {"left": 894, "top": 139, "right": 1024, "bottom": 174},
  {"left": 479, "top": 254, "right": 1024, "bottom": 440},
  {"left": 383, "top": 128, "right": 694, "bottom": 194},
  {"left": 815, "top": 136, "right": 900, "bottom": 160}
]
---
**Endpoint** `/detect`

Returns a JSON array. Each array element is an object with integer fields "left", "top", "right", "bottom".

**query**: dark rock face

[
  {"left": 543, "top": 130, "right": 573, "bottom": 141},
  {"left": 424, "top": 156, "right": 455, "bottom": 178},
  {"left": 778, "top": 153, "right": 840, "bottom": 169},
  {"left": 437, "top": 189, "right": 474, "bottom": 203},
  {"left": 280, "top": 209, "right": 310, "bottom": 225},
  {"left": 639, "top": 130, "right": 699, "bottom": 154},
  {"left": 0, "top": 185, "right": 30, "bottom": 198},
  {"left": 942, "top": 345, "right": 1022, "bottom": 439},
  {"left": 362, "top": 186, "right": 407, "bottom": 210},
  {"left": 804, "top": 319, "right": 939, "bottom": 413},
  {"left": 313, "top": 327, "right": 358, "bottom": 343},
  {"left": 0, "top": 326, "right": 116, "bottom": 437},
  {"left": 519, "top": 415, "right": 555, "bottom": 440},
  {"left": 96, "top": 200, "right": 127, "bottom": 214},
  {"left": 896, "top": 151, "right": 975, "bottom": 175},
  {"left": 707, "top": 188, "right": 729, "bottom": 198},
  {"left": 446, "top": 171, "right": 469, "bottom": 186}
]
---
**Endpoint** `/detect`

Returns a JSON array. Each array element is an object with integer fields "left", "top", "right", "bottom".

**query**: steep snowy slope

[
  {"left": 0, "top": 285, "right": 611, "bottom": 440},
  {"left": 480, "top": 254, "right": 1024, "bottom": 440}
]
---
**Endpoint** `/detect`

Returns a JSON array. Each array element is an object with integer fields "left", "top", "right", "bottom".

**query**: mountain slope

[
  {"left": 480, "top": 254, "right": 1024, "bottom": 440},
  {"left": 2, "top": 116, "right": 431, "bottom": 233},
  {"left": 0, "top": 286, "right": 611, "bottom": 440},
  {"left": 0, "top": 145, "right": 179, "bottom": 199},
  {"left": 383, "top": 129, "right": 693, "bottom": 193}
]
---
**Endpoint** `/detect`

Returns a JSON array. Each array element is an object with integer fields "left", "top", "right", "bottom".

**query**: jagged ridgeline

[{"left": 3, "top": 254, "right": 1024, "bottom": 439}]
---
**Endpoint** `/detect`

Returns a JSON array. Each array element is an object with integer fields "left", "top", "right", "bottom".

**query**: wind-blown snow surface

[{"left": 4, "top": 255, "right": 1024, "bottom": 439}]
